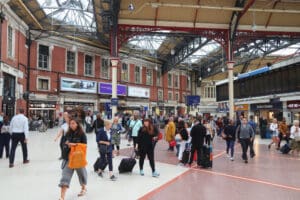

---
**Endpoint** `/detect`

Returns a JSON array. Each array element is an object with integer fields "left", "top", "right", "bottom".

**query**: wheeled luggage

[
  {"left": 280, "top": 143, "right": 291, "bottom": 154},
  {"left": 181, "top": 149, "right": 191, "bottom": 164},
  {"left": 118, "top": 157, "right": 136, "bottom": 173},
  {"left": 197, "top": 145, "right": 213, "bottom": 168}
]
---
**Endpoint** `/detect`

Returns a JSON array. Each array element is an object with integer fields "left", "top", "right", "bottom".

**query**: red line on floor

[
  {"left": 213, "top": 151, "right": 226, "bottom": 159},
  {"left": 138, "top": 169, "right": 192, "bottom": 200},
  {"left": 193, "top": 168, "right": 300, "bottom": 192}
]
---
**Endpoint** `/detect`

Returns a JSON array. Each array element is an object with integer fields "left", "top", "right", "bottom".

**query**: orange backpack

[{"left": 68, "top": 143, "right": 87, "bottom": 169}]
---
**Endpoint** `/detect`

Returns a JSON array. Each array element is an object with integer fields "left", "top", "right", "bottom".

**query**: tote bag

[{"left": 68, "top": 143, "right": 87, "bottom": 169}]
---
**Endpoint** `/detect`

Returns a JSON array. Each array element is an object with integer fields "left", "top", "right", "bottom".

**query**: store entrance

[{"left": 2, "top": 73, "right": 16, "bottom": 119}]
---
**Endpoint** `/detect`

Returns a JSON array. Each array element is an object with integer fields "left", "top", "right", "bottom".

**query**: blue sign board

[
  {"left": 111, "top": 98, "right": 118, "bottom": 106},
  {"left": 186, "top": 95, "right": 200, "bottom": 106},
  {"left": 98, "top": 82, "right": 127, "bottom": 96}
]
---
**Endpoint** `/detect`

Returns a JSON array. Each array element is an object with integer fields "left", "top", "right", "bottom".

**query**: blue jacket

[{"left": 96, "top": 127, "right": 113, "bottom": 152}]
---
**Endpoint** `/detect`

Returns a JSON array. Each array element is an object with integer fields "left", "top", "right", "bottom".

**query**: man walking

[
  {"left": 237, "top": 118, "right": 254, "bottom": 164},
  {"left": 9, "top": 108, "right": 30, "bottom": 168}
]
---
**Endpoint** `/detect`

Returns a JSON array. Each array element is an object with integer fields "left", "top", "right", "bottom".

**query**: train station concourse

[
  {"left": 0, "top": 0, "right": 300, "bottom": 200},
  {"left": 0, "top": 128, "right": 300, "bottom": 200}
]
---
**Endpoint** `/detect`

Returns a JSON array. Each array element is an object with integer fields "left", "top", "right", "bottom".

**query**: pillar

[
  {"left": 110, "top": 58, "right": 119, "bottom": 118},
  {"left": 227, "top": 61, "right": 235, "bottom": 120}
]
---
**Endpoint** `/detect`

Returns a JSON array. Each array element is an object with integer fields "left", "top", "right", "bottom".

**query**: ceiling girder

[
  {"left": 199, "top": 38, "right": 300, "bottom": 78},
  {"left": 162, "top": 38, "right": 211, "bottom": 73}
]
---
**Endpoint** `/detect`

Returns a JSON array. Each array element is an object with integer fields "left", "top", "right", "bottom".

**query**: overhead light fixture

[
  {"left": 128, "top": 3, "right": 134, "bottom": 11},
  {"left": 198, "top": 77, "right": 202, "bottom": 81},
  {"left": 170, "top": 49, "right": 175, "bottom": 55},
  {"left": 207, "top": 67, "right": 211, "bottom": 72},
  {"left": 252, "top": 11, "right": 257, "bottom": 32},
  {"left": 221, "top": 67, "right": 225, "bottom": 72},
  {"left": 251, "top": 24, "right": 257, "bottom": 32},
  {"left": 71, "top": 45, "right": 77, "bottom": 52},
  {"left": 154, "top": 65, "right": 158, "bottom": 71},
  {"left": 49, "top": 44, "right": 54, "bottom": 51}
]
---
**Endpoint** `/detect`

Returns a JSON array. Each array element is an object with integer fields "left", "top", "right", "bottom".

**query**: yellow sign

[{"left": 234, "top": 104, "right": 249, "bottom": 111}]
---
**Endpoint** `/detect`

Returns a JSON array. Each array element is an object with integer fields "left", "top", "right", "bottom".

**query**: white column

[
  {"left": 111, "top": 58, "right": 119, "bottom": 119},
  {"left": 227, "top": 61, "right": 235, "bottom": 120}
]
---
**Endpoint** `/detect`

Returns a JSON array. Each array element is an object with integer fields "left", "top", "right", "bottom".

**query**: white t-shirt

[{"left": 61, "top": 123, "right": 69, "bottom": 136}]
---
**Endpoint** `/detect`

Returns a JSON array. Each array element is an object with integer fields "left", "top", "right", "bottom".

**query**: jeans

[
  {"left": 59, "top": 161, "right": 87, "bottom": 187},
  {"left": 240, "top": 138, "right": 251, "bottom": 161},
  {"left": 249, "top": 139, "right": 255, "bottom": 157},
  {"left": 226, "top": 140, "right": 235, "bottom": 157},
  {"left": 278, "top": 133, "right": 289, "bottom": 148},
  {"left": 99, "top": 150, "right": 113, "bottom": 171},
  {"left": 9, "top": 133, "right": 28, "bottom": 164},
  {"left": 177, "top": 141, "right": 187, "bottom": 161},
  {"left": 0, "top": 133, "right": 10, "bottom": 158}
]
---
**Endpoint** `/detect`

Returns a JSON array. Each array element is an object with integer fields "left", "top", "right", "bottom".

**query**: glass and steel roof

[{"left": 37, "top": 0, "right": 96, "bottom": 32}]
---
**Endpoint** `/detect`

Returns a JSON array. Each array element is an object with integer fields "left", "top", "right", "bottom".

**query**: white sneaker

[
  {"left": 230, "top": 157, "right": 234, "bottom": 161},
  {"left": 226, "top": 154, "right": 230, "bottom": 158}
]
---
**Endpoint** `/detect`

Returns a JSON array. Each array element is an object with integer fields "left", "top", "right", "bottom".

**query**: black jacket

[
  {"left": 137, "top": 127, "right": 158, "bottom": 152},
  {"left": 190, "top": 123, "right": 206, "bottom": 148},
  {"left": 224, "top": 125, "right": 236, "bottom": 141}
]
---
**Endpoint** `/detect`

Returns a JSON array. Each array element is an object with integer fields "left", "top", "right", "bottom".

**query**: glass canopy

[{"left": 37, "top": 0, "right": 96, "bottom": 32}]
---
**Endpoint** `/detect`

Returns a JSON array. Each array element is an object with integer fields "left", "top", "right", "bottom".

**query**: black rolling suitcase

[
  {"left": 280, "top": 143, "right": 291, "bottom": 154},
  {"left": 181, "top": 144, "right": 192, "bottom": 164},
  {"left": 198, "top": 145, "right": 213, "bottom": 168},
  {"left": 118, "top": 151, "right": 137, "bottom": 173}
]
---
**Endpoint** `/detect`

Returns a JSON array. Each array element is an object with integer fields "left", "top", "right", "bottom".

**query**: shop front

[
  {"left": 234, "top": 104, "right": 249, "bottom": 119},
  {"left": 126, "top": 86, "right": 150, "bottom": 116},
  {"left": 287, "top": 100, "right": 300, "bottom": 121},
  {"left": 29, "top": 100, "right": 57, "bottom": 128},
  {"left": 250, "top": 102, "right": 283, "bottom": 122}
]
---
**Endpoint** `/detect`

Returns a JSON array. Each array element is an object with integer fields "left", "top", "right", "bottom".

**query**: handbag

[
  {"left": 157, "top": 132, "right": 163, "bottom": 140},
  {"left": 99, "top": 144, "right": 108, "bottom": 154},
  {"left": 68, "top": 143, "right": 87, "bottom": 169},
  {"left": 169, "top": 140, "right": 176, "bottom": 147}
]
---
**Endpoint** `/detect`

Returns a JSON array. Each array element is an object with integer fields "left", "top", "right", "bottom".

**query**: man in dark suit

[{"left": 188, "top": 117, "right": 207, "bottom": 166}]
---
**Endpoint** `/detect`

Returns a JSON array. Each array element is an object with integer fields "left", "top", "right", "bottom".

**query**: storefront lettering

[{"left": 257, "top": 105, "right": 273, "bottom": 109}]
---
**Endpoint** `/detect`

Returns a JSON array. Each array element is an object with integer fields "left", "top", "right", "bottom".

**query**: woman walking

[
  {"left": 58, "top": 119, "right": 87, "bottom": 200},
  {"left": 54, "top": 112, "right": 70, "bottom": 160},
  {"left": 136, "top": 118, "right": 160, "bottom": 177},
  {"left": 0, "top": 116, "right": 10, "bottom": 159},
  {"left": 111, "top": 117, "right": 124, "bottom": 156},
  {"left": 96, "top": 120, "right": 117, "bottom": 181},
  {"left": 268, "top": 118, "right": 279, "bottom": 149},
  {"left": 176, "top": 120, "right": 189, "bottom": 164},
  {"left": 223, "top": 119, "right": 236, "bottom": 161}
]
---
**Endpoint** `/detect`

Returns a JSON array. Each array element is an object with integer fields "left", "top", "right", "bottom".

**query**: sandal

[{"left": 78, "top": 188, "right": 87, "bottom": 197}]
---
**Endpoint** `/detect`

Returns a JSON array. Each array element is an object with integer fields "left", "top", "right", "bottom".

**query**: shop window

[
  {"left": 7, "top": 25, "right": 14, "bottom": 58},
  {"left": 168, "top": 73, "right": 172, "bottom": 87},
  {"left": 156, "top": 70, "right": 162, "bottom": 86},
  {"left": 174, "top": 74, "right": 179, "bottom": 88},
  {"left": 182, "top": 93, "right": 186, "bottom": 103},
  {"left": 37, "top": 78, "right": 49, "bottom": 91},
  {"left": 101, "top": 58, "right": 110, "bottom": 78},
  {"left": 175, "top": 93, "right": 179, "bottom": 101},
  {"left": 204, "top": 86, "right": 216, "bottom": 98},
  {"left": 135, "top": 66, "right": 141, "bottom": 84},
  {"left": 84, "top": 55, "right": 93, "bottom": 76},
  {"left": 66, "top": 51, "right": 76, "bottom": 73},
  {"left": 187, "top": 76, "right": 191, "bottom": 90},
  {"left": 158, "top": 90, "right": 163, "bottom": 101},
  {"left": 168, "top": 91, "right": 173, "bottom": 100},
  {"left": 121, "top": 63, "right": 129, "bottom": 82},
  {"left": 146, "top": 69, "right": 153, "bottom": 85},
  {"left": 38, "top": 44, "right": 50, "bottom": 69}
]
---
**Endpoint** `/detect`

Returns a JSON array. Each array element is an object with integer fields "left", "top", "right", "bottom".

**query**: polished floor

[{"left": 0, "top": 127, "right": 299, "bottom": 200}]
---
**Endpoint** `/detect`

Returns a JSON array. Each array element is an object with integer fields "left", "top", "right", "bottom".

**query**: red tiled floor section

[{"left": 124, "top": 134, "right": 300, "bottom": 200}]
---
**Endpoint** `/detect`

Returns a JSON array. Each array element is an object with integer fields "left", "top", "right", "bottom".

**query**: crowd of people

[{"left": 1, "top": 109, "right": 300, "bottom": 200}]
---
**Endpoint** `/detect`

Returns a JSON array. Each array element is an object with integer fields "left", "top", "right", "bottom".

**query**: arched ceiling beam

[
  {"left": 199, "top": 38, "right": 300, "bottom": 78},
  {"left": 265, "top": 0, "right": 280, "bottom": 28},
  {"left": 162, "top": 38, "right": 211, "bottom": 73},
  {"left": 193, "top": 0, "right": 201, "bottom": 28},
  {"left": 229, "top": 0, "right": 257, "bottom": 41}
]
